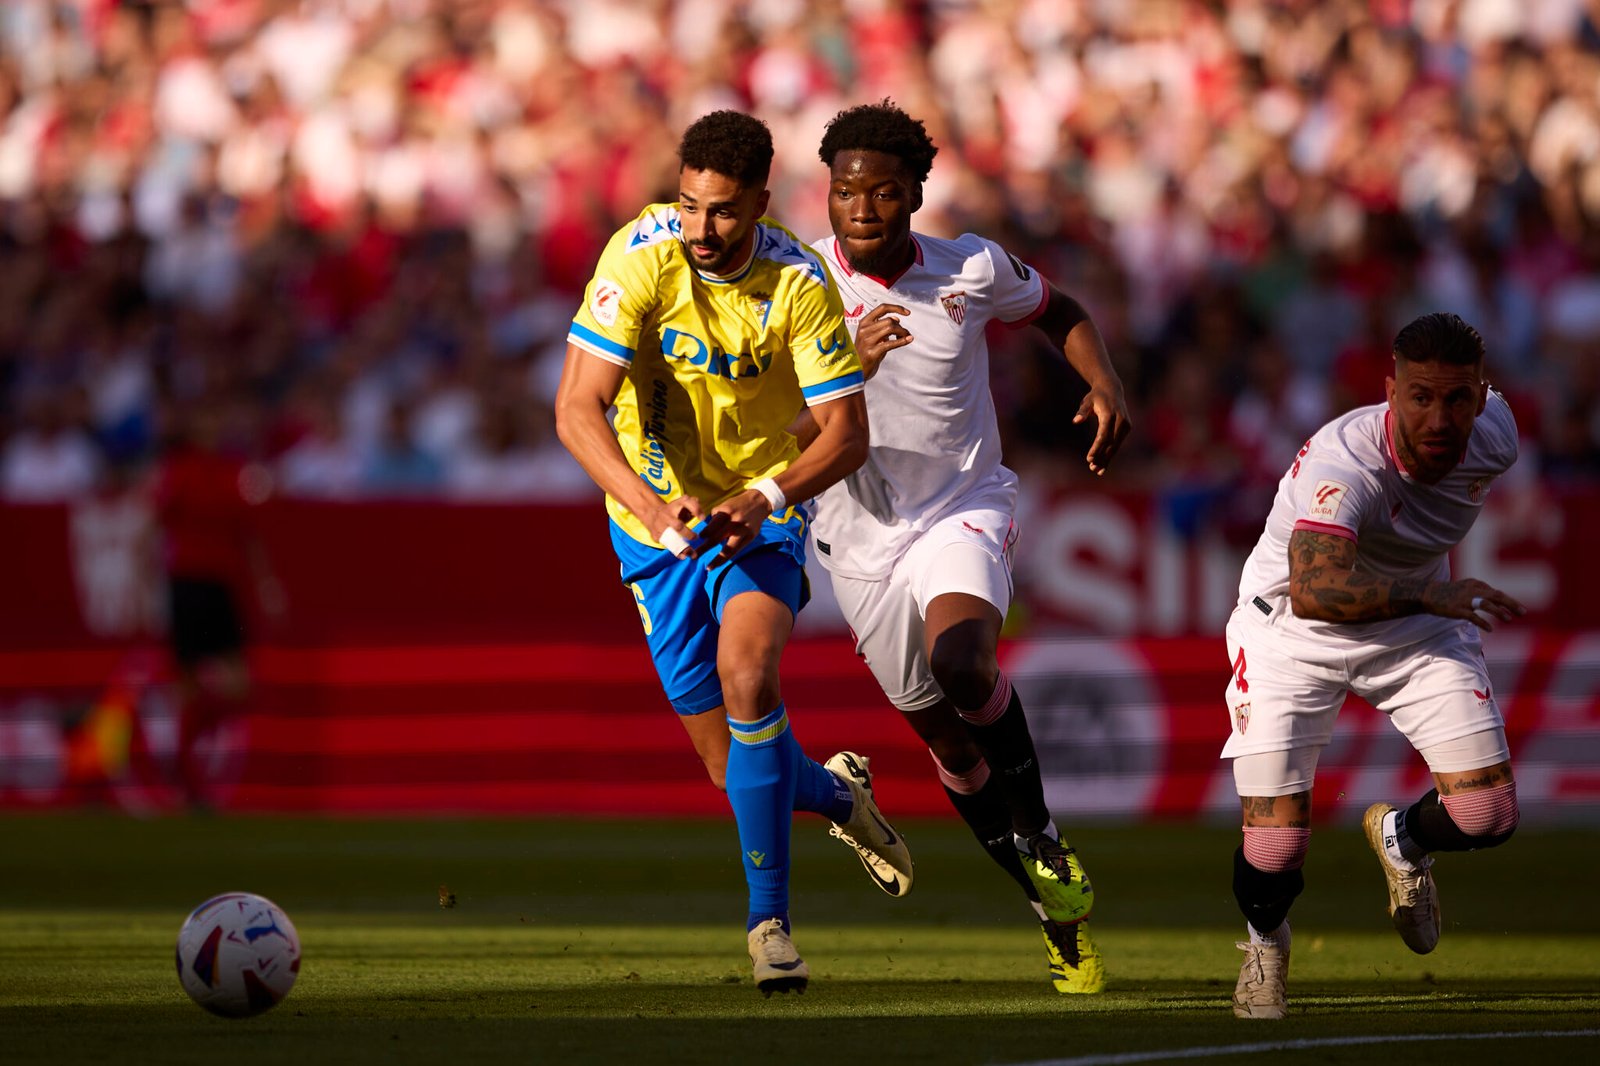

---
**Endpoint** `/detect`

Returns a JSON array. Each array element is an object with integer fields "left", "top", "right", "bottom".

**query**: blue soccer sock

[
  {"left": 793, "top": 754, "right": 854, "bottom": 823},
  {"left": 727, "top": 705, "right": 799, "bottom": 929}
]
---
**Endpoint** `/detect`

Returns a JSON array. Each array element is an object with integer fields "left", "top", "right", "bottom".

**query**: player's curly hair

[
  {"left": 1393, "top": 312, "right": 1486, "bottom": 366},
  {"left": 818, "top": 100, "right": 938, "bottom": 183},
  {"left": 677, "top": 110, "right": 773, "bottom": 187}
]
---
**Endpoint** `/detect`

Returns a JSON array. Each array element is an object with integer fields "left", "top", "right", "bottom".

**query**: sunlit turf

[{"left": 4, "top": 815, "right": 1599, "bottom": 1064}]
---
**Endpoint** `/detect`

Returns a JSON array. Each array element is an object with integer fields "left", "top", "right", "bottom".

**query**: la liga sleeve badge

[{"left": 1307, "top": 479, "right": 1349, "bottom": 521}]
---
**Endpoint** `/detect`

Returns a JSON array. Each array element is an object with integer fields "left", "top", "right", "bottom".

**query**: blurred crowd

[{"left": 2, "top": 0, "right": 1599, "bottom": 515}]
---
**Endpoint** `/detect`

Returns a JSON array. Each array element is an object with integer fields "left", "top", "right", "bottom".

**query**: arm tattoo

[
  {"left": 1288, "top": 530, "right": 1427, "bottom": 623},
  {"left": 1390, "top": 578, "right": 1427, "bottom": 614}
]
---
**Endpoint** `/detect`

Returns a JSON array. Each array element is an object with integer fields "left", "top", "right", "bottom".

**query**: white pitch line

[{"left": 1005, "top": 1028, "right": 1600, "bottom": 1066}]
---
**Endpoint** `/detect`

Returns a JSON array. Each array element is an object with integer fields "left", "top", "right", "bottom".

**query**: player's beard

[
  {"left": 1396, "top": 423, "right": 1464, "bottom": 483},
  {"left": 682, "top": 239, "right": 736, "bottom": 275},
  {"left": 840, "top": 230, "right": 913, "bottom": 279},
  {"left": 842, "top": 243, "right": 900, "bottom": 278}
]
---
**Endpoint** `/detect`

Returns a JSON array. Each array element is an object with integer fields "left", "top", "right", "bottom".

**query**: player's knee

[
  {"left": 927, "top": 642, "right": 997, "bottom": 711},
  {"left": 718, "top": 670, "right": 777, "bottom": 716},
  {"left": 1441, "top": 782, "right": 1519, "bottom": 848}
]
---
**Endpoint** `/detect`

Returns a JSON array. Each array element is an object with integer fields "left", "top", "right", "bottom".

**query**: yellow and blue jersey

[{"left": 568, "top": 203, "right": 863, "bottom": 548}]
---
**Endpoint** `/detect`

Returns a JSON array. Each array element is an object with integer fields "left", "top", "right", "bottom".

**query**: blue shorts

[{"left": 611, "top": 508, "right": 811, "bottom": 716}]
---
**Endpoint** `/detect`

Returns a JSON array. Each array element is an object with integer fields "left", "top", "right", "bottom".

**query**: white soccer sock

[
  {"left": 1013, "top": 818, "right": 1060, "bottom": 854},
  {"left": 1248, "top": 921, "right": 1290, "bottom": 949},
  {"left": 1383, "top": 809, "right": 1424, "bottom": 871}
]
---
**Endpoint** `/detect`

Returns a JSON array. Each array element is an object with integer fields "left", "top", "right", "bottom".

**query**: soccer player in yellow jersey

[{"left": 555, "top": 110, "right": 914, "bottom": 996}]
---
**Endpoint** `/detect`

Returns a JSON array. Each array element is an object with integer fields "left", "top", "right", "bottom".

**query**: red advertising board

[
  {"left": 1, "top": 631, "right": 1594, "bottom": 822},
  {"left": 1, "top": 493, "right": 1596, "bottom": 819},
  {"left": 2, "top": 486, "right": 1597, "bottom": 650}
]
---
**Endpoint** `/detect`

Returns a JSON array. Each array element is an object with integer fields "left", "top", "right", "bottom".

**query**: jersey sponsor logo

[
  {"left": 940, "top": 291, "right": 968, "bottom": 325},
  {"left": 1007, "top": 252, "right": 1032, "bottom": 281},
  {"left": 816, "top": 326, "right": 846, "bottom": 356},
  {"left": 814, "top": 325, "right": 852, "bottom": 367},
  {"left": 1308, "top": 479, "right": 1349, "bottom": 521},
  {"left": 660, "top": 326, "right": 776, "bottom": 378},
  {"left": 591, "top": 278, "right": 623, "bottom": 327},
  {"left": 639, "top": 379, "right": 674, "bottom": 494}
]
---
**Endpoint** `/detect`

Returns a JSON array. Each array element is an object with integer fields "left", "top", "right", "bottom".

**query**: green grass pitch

[{"left": 3, "top": 814, "right": 1598, "bottom": 1065}]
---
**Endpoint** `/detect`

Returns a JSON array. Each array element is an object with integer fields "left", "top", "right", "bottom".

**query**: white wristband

[
  {"left": 750, "top": 477, "right": 786, "bottom": 513},
  {"left": 659, "top": 528, "right": 692, "bottom": 559}
]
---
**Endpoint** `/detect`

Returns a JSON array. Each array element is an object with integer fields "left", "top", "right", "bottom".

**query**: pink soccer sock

[
  {"left": 929, "top": 749, "right": 991, "bottom": 795},
  {"left": 1241, "top": 825, "right": 1310, "bottom": 872},
  {"left": 1440, "top": 780, "right": 1519, "bottom": 837}
]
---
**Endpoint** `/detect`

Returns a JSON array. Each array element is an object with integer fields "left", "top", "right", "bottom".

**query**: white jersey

[
  {"left": 807, "top": 232, "right": 1048, "bottom": 578},
  {"left": 1235, "top": 389, "right": 1518, "bottom": 651}
]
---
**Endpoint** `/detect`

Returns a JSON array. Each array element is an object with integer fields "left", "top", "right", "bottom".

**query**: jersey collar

[
  {"left": 1384, "top": 409, "right": 1417, "bottom": 482},
  {"left": 829, "top": 235, "right": 923, "bottom": 288},
  {"left": 693, "top": 240, "right": 757, "bottom": 285}
]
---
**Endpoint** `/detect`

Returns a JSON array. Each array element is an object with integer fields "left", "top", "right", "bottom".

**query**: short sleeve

[
  {"left": 787, "top": 252, "right": 864, "bottom": 406},
  {"left": 981, "top": 238, "right": 1049, "bottom": 328},
  {"left": 1288, "top": 458, "right": 1378, "bottom": 543},
  {"left": 567, "top": 215, "right": 663, "bottom": 367}
]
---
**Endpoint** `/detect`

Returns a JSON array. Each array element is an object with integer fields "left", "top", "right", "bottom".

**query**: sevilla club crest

[
  {"left": 940, "top": 291, "right": 967, "bottom": 324},
  {"left": 1234, "top": 701, "right": 1251, "bottom": 734}
]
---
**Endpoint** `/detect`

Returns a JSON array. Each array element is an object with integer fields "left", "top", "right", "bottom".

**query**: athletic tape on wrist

[
  {"left": 659, "top": 527, "right": 692, "bottom": 559},
  {"left": 750, "top": 477, "right": 786, "bottom": 513}
]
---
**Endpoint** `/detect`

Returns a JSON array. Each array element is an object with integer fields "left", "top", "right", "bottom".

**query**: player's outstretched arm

[
  {"left": 1032, "top": 286, "right": 1131, "bottom": 476},
  {"left": 554, "top": 342, "right": 702, "bottom": 547},
  {"left": 1287, "top": 529, "right": 1526, "bottom": 629}
]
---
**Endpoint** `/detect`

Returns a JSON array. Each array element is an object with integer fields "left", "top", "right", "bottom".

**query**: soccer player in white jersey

[
  {"left": 1223, "top": 312, "right": 1526, "bottom": 1019},
  {"left": 555, "top": 111, "right": 913, "bottom": 996},
  {"left": 795, "top": 102, "right": 1131, "bottom": 993}
]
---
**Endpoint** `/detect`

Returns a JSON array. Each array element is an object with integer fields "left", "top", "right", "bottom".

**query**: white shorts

[
  {"left": 825, "top": 508, "right": 1017, "bottom": 712},
  {"left": 1231, "top": 728, "right": 1511, "bottom": 797},
  {"left": 1220, "top": 607, "right": 1507, "bottom": 792}
]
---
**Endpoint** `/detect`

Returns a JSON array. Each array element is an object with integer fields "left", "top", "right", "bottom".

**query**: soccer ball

[{"left": 175, "top": 892, "right": 301, "bottom": 1017}]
